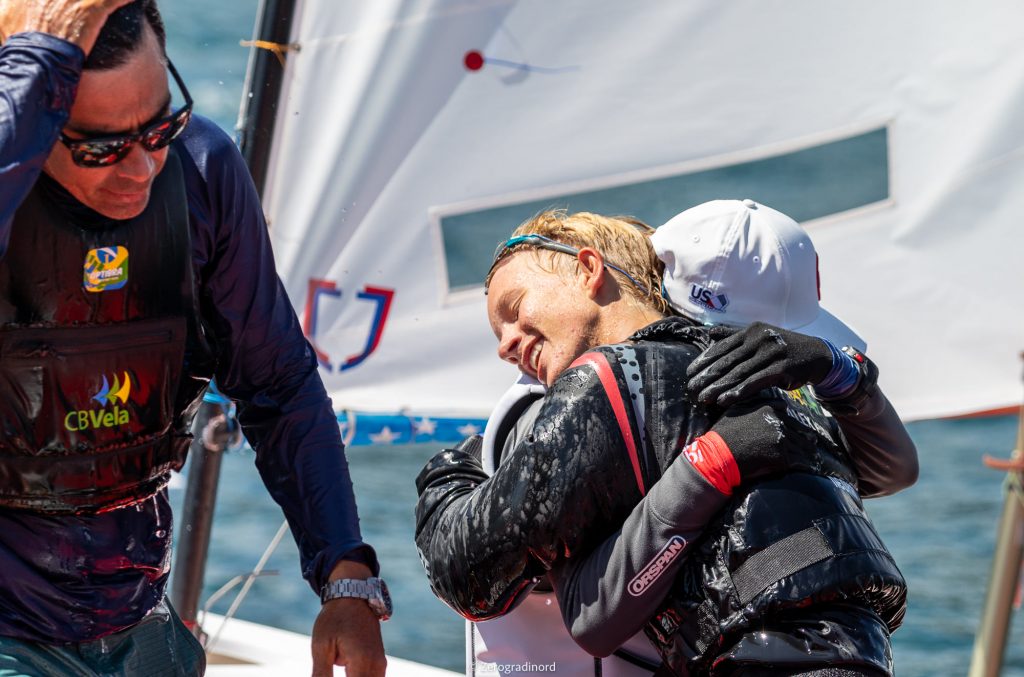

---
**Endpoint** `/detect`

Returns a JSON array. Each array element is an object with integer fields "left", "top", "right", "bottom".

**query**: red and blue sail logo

[{"left": 302, "top": 279, "right": 395, "bottom": 372}]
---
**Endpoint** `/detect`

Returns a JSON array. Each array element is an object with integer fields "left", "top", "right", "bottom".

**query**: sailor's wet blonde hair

[{"left": 487, "top": 210, "right": 672, "bottom": 315}]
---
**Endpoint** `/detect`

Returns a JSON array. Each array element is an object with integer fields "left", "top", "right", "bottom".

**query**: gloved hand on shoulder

[
  {"left": 686, "top": 322, "right": 835, "bottom": 408},
  {"left": 685, "top": 398, "right": 852, "bottom": 494}
]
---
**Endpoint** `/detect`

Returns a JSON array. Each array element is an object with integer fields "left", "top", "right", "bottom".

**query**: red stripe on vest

[{"left": 570, "top": 353, "right": 647, "bottom": 496}]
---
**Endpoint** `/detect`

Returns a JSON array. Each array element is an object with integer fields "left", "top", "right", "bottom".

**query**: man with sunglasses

[{"left": 0, "top": 2, "right": 385, "bottom": 675}]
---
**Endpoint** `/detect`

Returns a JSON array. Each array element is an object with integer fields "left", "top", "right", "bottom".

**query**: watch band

[
  {"left": 818, "top": 346, "right": 879, "bottom": 416},
  {"left": 320, "top": 577, "right": 393, "bottom": 620},
  {"left": 321, "top": 578, "right": 376, "bottom": 603}
]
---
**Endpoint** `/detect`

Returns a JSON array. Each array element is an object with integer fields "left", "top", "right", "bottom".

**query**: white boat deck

[{"left": 203, "top": 614, "right": 458, "bottom": 676}]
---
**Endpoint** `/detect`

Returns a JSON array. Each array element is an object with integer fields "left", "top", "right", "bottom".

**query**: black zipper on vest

[{"left": 4, "top": 326, "right": 174, "bottom": 357}]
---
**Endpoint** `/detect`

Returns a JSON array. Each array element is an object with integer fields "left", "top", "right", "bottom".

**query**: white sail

[{"left": 261, "top": 0, "right": 1024, "bottom": 423}]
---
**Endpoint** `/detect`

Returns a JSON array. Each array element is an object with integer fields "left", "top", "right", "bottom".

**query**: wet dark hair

[{"left": 85, "top": 0, "right": 167, "bottom": 70}]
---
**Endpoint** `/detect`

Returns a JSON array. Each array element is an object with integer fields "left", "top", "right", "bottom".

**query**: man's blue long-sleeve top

[{"left": 0, "top": 33, "right": 374, "bottom": 642}]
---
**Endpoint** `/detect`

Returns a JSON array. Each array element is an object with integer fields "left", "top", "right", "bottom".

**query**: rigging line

[
  {"left": 478, "top": 57, "right": 579, "bottom": 75},
  {"left": 204, "top": 519, "right": 291, "bottom": 654},
  {"left": 984, "top": 452, "right": 1024, "bottom": 473},
  {"left": 240, "top": 39, "right": 301, "bottom": 68},
  {"left": 197, "top": 570, "right": 280, "bottom": 635}
]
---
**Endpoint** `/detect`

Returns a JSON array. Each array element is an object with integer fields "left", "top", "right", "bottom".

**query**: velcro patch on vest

[{"left": 730, "top": 525, "right": 834, "bottom": 606}]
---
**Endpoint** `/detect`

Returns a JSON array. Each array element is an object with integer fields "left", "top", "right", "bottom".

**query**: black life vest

[
  {"left": 0, "top": 148, "right": 214, "bottom": 514},
  {"left": 555, "top": 320, "right": 904, "bottom": 675},
  {"left": 643, "top": 386, "right": 907, "bottom": 676}
]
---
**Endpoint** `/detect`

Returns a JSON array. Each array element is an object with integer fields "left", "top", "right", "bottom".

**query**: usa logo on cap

[{"left": 688, "top": 284, "right": 729, "bottom": 313}]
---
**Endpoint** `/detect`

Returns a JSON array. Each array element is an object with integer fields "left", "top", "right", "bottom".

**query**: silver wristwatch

[{"left": 320, "top": 577, "right": 392, "bottom": 621}]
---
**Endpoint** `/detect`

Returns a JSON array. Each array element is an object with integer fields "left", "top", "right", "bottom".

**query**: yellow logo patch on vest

[
  {"left": 83, "top": 246, "right": 129, "bottom": 292},
  {"left": 64, "top": 372, "right": 134, "bottom": 432}
]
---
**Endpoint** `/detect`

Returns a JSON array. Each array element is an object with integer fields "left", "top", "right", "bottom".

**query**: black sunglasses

[{"left": 59, "top": 60, "right": 193, "bottom": 168}]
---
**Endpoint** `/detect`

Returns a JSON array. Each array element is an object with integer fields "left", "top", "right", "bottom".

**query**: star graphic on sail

[
  {"left": 369, "top": 426, "right": 401, "bottom": 445},
  {"left": 413, "top": 418, "right": 437, "bottom": 436},
  {"left": 456, "top": 423, "right": 481, "bottom": 437}
]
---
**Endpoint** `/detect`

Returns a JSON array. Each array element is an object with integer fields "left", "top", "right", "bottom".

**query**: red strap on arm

[{"left": 679, "top": 431, "right": 740, "bottom": 496}]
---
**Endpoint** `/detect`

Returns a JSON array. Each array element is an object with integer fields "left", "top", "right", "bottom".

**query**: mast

[
  {"left": 169, "top": 0, "right": 299, "bottom": 633},
  {"left": 168, "top": 392, "right": 236, "bottom": 632},
  {"left": 237, "top": 0, "right": 299, "bottom": 196},
  {"left": 969, "top": 367, "right": 1024, "bottom": 677}
]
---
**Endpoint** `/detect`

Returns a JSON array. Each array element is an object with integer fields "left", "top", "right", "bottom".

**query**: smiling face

[
  {"left": 486, "top": 211, "right": 670, "bottom": 384},
  {"left": 43, "top": 24, "right": 170, "bottom": 220},
  {"left": 487, "top": 251, "right": 604, "bottom": 386}
]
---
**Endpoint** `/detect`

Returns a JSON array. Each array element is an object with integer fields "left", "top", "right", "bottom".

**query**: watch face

[{"left": 373, "top": 579, "right": 393, "bottom": 621}]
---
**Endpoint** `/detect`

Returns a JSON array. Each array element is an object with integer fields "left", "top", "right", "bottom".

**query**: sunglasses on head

[
  {"left": 489, "top": 233, "right": 651, "bottom": 296},
  {"left": 59, "top": 60, "right": 193, "bottom": 168}
]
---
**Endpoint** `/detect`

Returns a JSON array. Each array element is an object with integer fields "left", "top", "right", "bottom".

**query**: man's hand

[
  {"left": 687, "top": 322, "right": 834, "bottom": 407},
  {"left": 311, "top": 560, "right": 386, "bottom": 677},
  {"left": 0, "top": 0, "right": 135, "bottom": 55}
]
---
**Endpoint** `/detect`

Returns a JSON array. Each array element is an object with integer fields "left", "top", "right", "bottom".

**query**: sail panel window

[{"left": 438, "top": 127, "right": 889, "bottom": 293}]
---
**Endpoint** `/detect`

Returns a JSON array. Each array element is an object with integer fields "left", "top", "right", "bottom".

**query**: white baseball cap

[{"left": 652, "top": 199, "right": 866, "bottom": 352}]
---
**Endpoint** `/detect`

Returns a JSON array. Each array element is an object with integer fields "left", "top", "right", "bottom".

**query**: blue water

[{"left": 157, "top": 4, "right": 1024, "bottom": 675}]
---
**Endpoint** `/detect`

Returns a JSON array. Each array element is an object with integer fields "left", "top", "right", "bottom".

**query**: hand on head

[{"left": 1, "top": 0, "right": 136, "bottom": 55}]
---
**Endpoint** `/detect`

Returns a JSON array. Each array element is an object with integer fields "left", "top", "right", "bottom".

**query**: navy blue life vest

[{"left": 0, "top": 149, "right": 214, "bottom": 513}]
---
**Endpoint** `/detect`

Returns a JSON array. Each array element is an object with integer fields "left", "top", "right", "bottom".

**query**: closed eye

[
  {"left": 489, "top": 288, "right": 525, "bottom": 339},
  {"left": 510, "top": 296, "right": 522, "bottom": 322}
]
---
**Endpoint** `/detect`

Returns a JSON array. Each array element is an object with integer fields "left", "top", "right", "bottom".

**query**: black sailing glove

[
  {"left": 701, "top": 398, "right": 832, "bottom": 489},
  {"left": 686, "top": 322, "right": 833, "bottom": 408}
]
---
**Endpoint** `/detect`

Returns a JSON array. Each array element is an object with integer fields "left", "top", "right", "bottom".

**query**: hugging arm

[
  {"left": 554, "top": 326, "right": 916, "bottom": 658},
  {"left": 551, "top": 451, "right": 726, "bottom": 657},
  {"left": 687, "top": 322, "right": 917, "bottom": 497},
  {"left": 411, "top": 345, "right": 794, "bottom": 622},
  {"left": 550, "top": 395, "right": 836, "bottom": 657},
  {"left": 414, "top": 358, "right": 646, "bottom": 620},
  {"left": 825, "top": 381, "right": 918, "bottom": 498}
]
